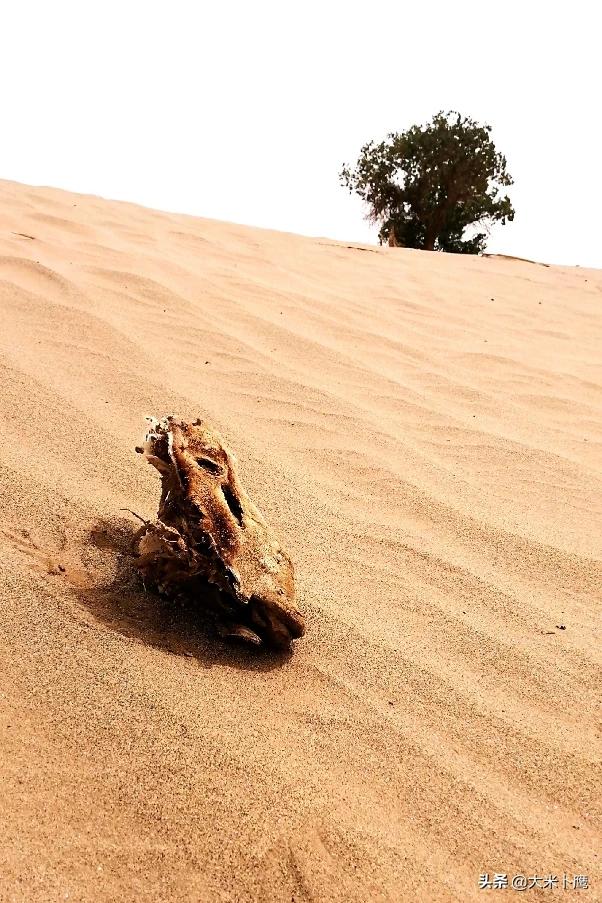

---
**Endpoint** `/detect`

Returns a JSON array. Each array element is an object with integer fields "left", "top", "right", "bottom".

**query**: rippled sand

[{"left": 0, "top": 179, "right": 600, "bottom": 902}]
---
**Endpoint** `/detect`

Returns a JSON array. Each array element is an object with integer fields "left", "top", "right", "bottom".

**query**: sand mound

[{"left": 0, "top": 179, "right": 600, "bottom": 902}]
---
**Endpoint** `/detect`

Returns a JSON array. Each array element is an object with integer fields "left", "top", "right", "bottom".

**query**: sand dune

[{"left": 0, "top": 179, "right": 600, "bottom": 902}]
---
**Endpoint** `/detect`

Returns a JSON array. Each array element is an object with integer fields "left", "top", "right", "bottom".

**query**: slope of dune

[{"left": 0, "top": 178, "right": 600, "bottom": 902}]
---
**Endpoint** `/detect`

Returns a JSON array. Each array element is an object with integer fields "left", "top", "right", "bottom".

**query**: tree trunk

[
  {"left": 424, "top": 201, "right": 451, "bottom": 251},
  {"left": 423, "top": 231, "right": 436, "bottom": 251}
]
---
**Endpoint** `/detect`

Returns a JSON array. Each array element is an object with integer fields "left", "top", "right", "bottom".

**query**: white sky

[{"left": 2, "top": 1, "right": 600, "bottom": 267}]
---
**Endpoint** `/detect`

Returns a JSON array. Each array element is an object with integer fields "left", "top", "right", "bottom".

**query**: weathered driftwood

[{"left": 133, "top": 416, "right": 305, "bottom": 651}]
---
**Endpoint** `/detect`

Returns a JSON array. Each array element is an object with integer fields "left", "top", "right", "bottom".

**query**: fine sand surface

[{"left": 0, "top": 179, "right": 600, "bottom": 902}]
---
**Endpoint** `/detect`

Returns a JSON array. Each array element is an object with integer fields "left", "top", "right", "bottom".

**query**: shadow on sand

[{"left": 72, "top": 515, "right": 292, "bottom": 672}]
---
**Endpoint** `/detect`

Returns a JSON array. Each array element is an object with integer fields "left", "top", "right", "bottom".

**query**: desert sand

[{"left": 0, "top": 178, "right": 600, "bottom": 902}]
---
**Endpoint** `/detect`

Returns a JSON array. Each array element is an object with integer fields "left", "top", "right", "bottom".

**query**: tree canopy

[{"left": 340, "top": 111, "right": 515, "bottom": 254}]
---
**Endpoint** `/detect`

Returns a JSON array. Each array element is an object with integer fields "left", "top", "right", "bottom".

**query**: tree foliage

[{"left": 340, "top": 111, "right": 514, "bottom": 254}]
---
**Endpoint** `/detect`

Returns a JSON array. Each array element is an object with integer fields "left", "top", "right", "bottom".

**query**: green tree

[{"left": 340, "top": 111, "right": 515, "bottom": 254}]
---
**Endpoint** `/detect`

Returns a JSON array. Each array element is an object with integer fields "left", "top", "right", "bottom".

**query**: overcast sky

[{"left": 3, "top": 1, "right": 600, "bottom": 267}]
